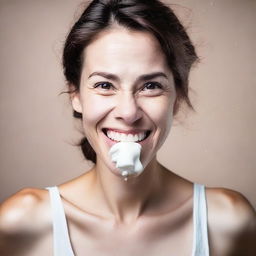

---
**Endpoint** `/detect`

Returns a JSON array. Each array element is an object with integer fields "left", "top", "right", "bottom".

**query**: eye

[
  {"left": 142, "top": 82, "right": 162, "bottom": 90},
  {"left": 94, "top": 82, "right": 114, "bottom": 90},
  {"left": 140, "top": 82, "right": 164, "bottom": 96}
]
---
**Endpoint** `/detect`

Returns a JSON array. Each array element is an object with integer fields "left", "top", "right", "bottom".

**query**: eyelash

[
  {"left": 142, "top": 82, "right": 163, "bottom": 91},
  {"left": 94, "top": 82, "right": 114, "bottom": 90},
  {"left": 94, "top": 81, "right": 163, "bottom": 91}
]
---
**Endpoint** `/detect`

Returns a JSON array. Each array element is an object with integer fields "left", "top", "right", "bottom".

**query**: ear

[{"left": 69, "top": 84, "right": 82, "bottom": 114}]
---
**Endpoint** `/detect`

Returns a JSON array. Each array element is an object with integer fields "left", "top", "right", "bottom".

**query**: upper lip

[{"left": 102, "top": 128, "right": 150, "bottom": 135}]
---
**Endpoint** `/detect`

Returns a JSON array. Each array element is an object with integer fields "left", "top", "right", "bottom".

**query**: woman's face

[{"left": 72, "top": 26, "right": 176, "bottom": 176}]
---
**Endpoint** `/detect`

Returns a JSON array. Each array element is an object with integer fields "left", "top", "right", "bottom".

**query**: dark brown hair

[{"left": 63, "top": 0, "right": 198, "bottom": 163}]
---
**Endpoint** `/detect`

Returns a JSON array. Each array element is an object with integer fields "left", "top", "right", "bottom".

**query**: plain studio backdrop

[{"left": 0, "top": 0, "right": 255, "bottom": 208}]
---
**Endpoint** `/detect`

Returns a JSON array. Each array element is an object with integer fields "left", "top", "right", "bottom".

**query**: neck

[{"left": 92, "top": 158, "right": 165, "bottom": 225}]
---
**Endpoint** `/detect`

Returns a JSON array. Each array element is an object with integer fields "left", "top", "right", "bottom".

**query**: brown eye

[
  {"left": 143, "top": 82, "right": 162, "bottom": 90},
  {"left": 94, "top": 82, "right": 113, "bottom": 90}
]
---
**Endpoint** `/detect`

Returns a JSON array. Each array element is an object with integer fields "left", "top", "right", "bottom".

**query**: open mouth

[{"left": 102, "top": 128, "right": 151, "bottom": 143}]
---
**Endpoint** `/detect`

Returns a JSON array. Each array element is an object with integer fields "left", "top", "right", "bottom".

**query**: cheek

[
  {"left": 142, "top": 96, "right": 174, "bottom": 128},
  {"left": 81, "top": 94, "right": 115, "bottom": 129},
  {"left": 141, "top": 96, "right": 173, "bottom": 151}
]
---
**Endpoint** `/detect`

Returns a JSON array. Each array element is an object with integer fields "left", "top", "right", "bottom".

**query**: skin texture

[
  {"left": 0, "top": 27, "right": 255, "bottom": 256},
  {"left": 73, "top": 27, "right": 176, "bottom": 180}
]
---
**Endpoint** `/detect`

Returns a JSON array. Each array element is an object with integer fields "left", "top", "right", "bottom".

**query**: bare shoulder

[
  {"left": 0, "top": 187, "right": 51, "bottom": 234},
  {"left": 206, "top": 187, "right": 255, "bottom": 230},
  {"left": 206, "top": 187, "right": 256, "bottom": 255},
  {"left": 0, "top": 188, "right": 52, "bottom": 255}
]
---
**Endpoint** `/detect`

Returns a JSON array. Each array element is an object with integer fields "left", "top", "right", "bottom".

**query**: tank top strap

[
  {"left": 192, "top": 183, "right": 210, "bottom": 256},
  {"left": 46, "top": 186, "right": 75, "bottom": 256}
]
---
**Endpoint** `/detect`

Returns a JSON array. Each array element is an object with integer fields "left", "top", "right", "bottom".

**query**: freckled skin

[{"left": 0, "top": 27, "right": 255, "bottom": 256}]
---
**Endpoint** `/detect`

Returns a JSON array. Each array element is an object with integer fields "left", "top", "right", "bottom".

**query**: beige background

[{"left": 0, "top": 0, "right": 255, "bottom": 208}]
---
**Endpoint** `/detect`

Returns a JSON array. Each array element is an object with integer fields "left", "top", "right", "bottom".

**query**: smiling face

[{"left": 71, "top": 26, "right": 176, "bottom": 177}]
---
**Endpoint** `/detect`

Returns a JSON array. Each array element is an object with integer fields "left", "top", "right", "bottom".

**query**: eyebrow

[{"left": 88, "top": 71, "right": 168, "bottom": 83}]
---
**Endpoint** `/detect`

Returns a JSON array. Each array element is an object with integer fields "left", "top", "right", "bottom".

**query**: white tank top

[{"left": 46, "top": 183, "right": 209, "bottom": 256}]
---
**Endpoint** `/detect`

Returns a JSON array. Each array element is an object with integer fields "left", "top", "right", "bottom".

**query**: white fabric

[
  {"left": 46, "top": 183, "right": 209, "bottom": 256},
  {"left": 192, "top": 184, "right": 210, "bottom": 256},
  {"left": 46, "top": 187, "right": 74, "bottom": 256}
]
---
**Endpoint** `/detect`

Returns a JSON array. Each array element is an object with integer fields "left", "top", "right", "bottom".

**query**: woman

[{"left": 0, "top": 0, "right": 255, "bottom": 255}]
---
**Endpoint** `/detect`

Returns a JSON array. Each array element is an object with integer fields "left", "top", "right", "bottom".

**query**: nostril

[
  {"left": 114, "top": 109, "right": 143, "bottom": 124},
  {"left": 112, "top": 94, "right": 143, "bottom": 124}
]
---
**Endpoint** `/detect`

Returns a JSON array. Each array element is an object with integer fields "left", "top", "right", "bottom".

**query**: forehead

[{"left": 82, "top": 27, "right": 170, "bottom": 76}]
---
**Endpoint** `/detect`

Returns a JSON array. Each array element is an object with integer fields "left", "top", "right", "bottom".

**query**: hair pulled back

[{"left": 63, "top": 0, "right": 198, "bottom": 163}]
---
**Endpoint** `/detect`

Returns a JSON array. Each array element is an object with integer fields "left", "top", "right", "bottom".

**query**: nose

[{"left": 114, "top": 92, "right": 142, "bottom": 124}]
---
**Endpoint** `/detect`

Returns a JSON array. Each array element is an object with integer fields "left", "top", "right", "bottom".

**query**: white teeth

[
  {"left": 127, "top": 134, "right": 133, "bottom": 141},
  {"left": 121, "top": 133, "right": 126, "bottom": 141},
  {"left": 106, "top": 130, "right": 147, "bottom": 142},
  {"left": 138, "top": 133, "right": 143, "bottom": 141},
  {"left": 116, "top": 133, "right": 121, "bottom": 141}
]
